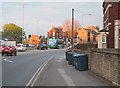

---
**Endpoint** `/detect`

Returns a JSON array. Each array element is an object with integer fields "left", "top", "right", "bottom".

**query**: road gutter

[{"left": 25, "top": 56, "right": 53, "bottom": 88}]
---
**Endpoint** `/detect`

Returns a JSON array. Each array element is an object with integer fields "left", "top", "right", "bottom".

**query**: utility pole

[
  {"left": 22, "top": 4, "right": 24, "bottom": 44},
  {"left": 72, "top": 8, "right": 74, "bottom": 48}
]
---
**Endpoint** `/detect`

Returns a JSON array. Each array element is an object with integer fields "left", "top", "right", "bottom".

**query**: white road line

[
  {"left": 58, "top": 68, "right": 76, "bottom": 86},
  {"left": 25, "top": 56, "right": 53, "bottom": 87},
  {"left": 31, "top": 60, "right": 49, "bottom": 86},
  {"left": 3, "top": 59, "right": 13, "bottom": 63}
]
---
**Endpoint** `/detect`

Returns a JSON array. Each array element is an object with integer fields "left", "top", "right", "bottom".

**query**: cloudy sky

[{"left": 0, "top": 0, "right": 103, "bottom": 37}]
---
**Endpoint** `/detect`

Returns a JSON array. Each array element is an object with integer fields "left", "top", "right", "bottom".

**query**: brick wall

[
  {"left": 88, "top": 49, "right": 120, "bottom": 86},
  {"left": 76, "top": 44, "right": 98, "bottom": 50}
]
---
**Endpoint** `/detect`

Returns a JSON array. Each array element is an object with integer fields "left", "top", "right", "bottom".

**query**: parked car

[
  {"left": 0, "top": 45, "right": 5, "bottom": 54},
  {"left": 37, "top": 43, "right": 48, "bottom": 50},
  {"left": 2, "top": 45, "right": 17, "bottom": 56},
  {"left": 16, "top": 44, "right": 27, "bottom": 51}
]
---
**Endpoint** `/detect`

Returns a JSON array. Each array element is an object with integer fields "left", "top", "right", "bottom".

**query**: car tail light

[
  {"left": 9, "top": 48, "right": 12, "bottom": 50},
  {"left": 2, "top": 47, "right": 4, "bottom": 50}
]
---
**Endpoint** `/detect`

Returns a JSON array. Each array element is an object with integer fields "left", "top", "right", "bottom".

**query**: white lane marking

[
  {"left": 3, "top": 59, "right": 13, "bottom": 63},
  {"left": 58, "top": 68, "right": 76, "bottom": 86},
  {"left": 26, "top": 57, "right": 53, "bottom": 87}
]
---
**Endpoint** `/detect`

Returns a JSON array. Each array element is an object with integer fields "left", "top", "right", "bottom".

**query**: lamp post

[
  {"left": 82, "top": 14, "right": 92, "bottom": 27},
  {"left": 22, "top": 4, "right": 24, "bottom": 44},
  {"left": 36, "top": 17, "right": 40, "bottom": 35},
  {"left": 75, "top": 11, "right": 92, "bottom": 27},
  {"left": 82, "top": 14, "right": 92, "bottom": 44}
]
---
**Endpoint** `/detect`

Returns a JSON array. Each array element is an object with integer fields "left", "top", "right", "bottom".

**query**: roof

[
  {"left": 79, "top": 28, "right": 98, "bottom": 36},
  {"left": 99, "top": 29, "right": 109, "bottom": 32},
  {"left": 54, "top": 27, "right": 59, "bottom": 32},
  {"left": 54, "top": 27, "right": 62, "bottom": 33}
]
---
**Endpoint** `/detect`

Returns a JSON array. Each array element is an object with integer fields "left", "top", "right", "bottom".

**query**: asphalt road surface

[{"left": 2, "top": 49, "right": 65, "bottom": 86}]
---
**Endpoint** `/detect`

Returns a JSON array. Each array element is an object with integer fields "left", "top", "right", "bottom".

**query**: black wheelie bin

[{"left": 75, "top": 54, "right": 88, "bottom": 71}]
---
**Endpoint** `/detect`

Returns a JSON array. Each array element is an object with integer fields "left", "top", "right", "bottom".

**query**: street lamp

[
  {"left": 36, "top": 17, "right": 40, "bottom": 35},
  {"left": 75, "top": 11, "right": 92, "bottom": 43},
  {"left": 22, "top": 3, "right": 24, "bottom": 44},
  {"left": 75, "top": 11, "right": 92, "bottom": 27},
  {"left": 82, "top": 14, "right": 92, "bottom": 28}
]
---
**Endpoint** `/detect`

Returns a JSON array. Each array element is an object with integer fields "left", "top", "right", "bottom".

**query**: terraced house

[
  {"left": 77, "top": 26, "right": 99, "bottom": 44},
  {"left": 47, "top": 26, "right": 63, "bottom": 39},
  {"left": 102, "top": 0, "right": 120, "bottom": 48}
]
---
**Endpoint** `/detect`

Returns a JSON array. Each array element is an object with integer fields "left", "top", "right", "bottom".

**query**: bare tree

[{"left": 63, "top": 19, "right": 80, "bottom": 39}]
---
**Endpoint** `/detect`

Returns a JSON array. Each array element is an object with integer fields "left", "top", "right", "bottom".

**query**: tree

[
  {"left": 63, "top": 19, "right": 80, "bottom": 39},
  {"left": 2, "top": 23, "right": 26, "bottom": 43}
]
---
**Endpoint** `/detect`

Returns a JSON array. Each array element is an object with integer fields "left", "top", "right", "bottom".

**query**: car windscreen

[{"left": 16, "top": 45, "right": 21, "bottom": 47}]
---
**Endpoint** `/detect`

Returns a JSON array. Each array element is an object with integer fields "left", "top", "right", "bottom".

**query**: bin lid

[
  {"left": 73, "top": 53, "right": 87, "bottom": 57},
  {"left": 67, "top": 52, "right": 73, "bottom": 54},
  {"left": 73, "top": 53, "right": 80, "bottom": 56},
  {"left": 66, "top": 50, "right": 72, "bottom": 52}
]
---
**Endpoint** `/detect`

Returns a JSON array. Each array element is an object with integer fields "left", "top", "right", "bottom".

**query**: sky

[{"left": 0, "top": 0, "right": 104, "bottom": 37}]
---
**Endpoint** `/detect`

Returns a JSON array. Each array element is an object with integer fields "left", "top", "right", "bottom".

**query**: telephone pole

[{"left": 71, "top": 8, "right": 74, "bottom": 48}]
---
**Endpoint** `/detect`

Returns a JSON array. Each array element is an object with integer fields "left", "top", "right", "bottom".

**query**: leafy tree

[{"left": 2, "top": 23, "right": 26, "bottom": 43}]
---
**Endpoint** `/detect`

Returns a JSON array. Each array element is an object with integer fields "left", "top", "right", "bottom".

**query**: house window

[
  {"left": 53, "top": 32, "right": 55, "bottom": 36},
  {"left": 102, "top": 35, "right": 106, "bottom": 43},
  {"left": 87, "top": 32, "right": 90, "bottom": 42},
  {"left": 102, "top": 34, "right": 106, "bottom": 48}
]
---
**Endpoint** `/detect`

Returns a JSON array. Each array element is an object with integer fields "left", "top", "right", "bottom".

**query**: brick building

[
  {"left": 77, "top": 26, "right": 99, "bottom": 44},
  {"left": 103, "top": 0, "right": 120, "bottom": 48},
  {"left": 47, "top": 26, "right": 63, "bottom": 39}
]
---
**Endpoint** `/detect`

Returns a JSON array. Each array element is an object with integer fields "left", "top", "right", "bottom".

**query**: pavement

[{"left": 33, "top": 54, "right": 113, "bottom": 86}]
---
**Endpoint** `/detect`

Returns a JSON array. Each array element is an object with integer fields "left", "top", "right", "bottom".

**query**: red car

[
  {"left": 0, "top": 45, "right": 4, "bottom": 54},
  {"left": 1, "top": 45, "right": 17, "bottom": 56}
]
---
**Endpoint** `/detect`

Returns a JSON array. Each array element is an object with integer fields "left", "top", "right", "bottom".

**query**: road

[{"left": 2, "top": 49, "right": 65, "bottom": 86}]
